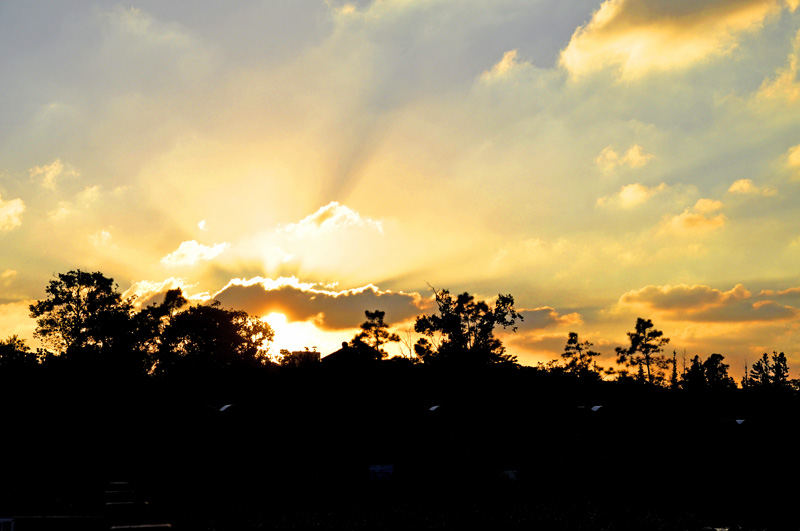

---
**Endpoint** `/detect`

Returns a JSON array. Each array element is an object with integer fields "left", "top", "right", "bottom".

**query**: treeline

[{"left": 1, "top": 269, "right": 797, "bottom": 395}]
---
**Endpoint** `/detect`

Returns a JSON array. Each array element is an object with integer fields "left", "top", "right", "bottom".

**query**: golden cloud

[
  {"left": 620, "top": 282, "right": 800, "bottom": 322},
  {"left": 595, "top": 145, "right": 655, "bottom": 173},
  {"left": 727, "top": 178, "right": 778, "bottom": 195},
  {"left": 597, "top": 182, "right": 666, "bottom": 208},
  {"left": 480, "top": 50, "right": 525, "bottom": 82},
  {"left": 756, "top": 28, "right": 800, "bottom": 103},
  {"left": 29, "top": 158, "right": 78, "bottom": 190},
  {"left": 788, "top": 143, "right": 800, "bottom": 168},
  {"left": 659, "top": 199, "right": 727, "bottom": 234},
  {"left": 1, "top": 270, "right": 17, "bottom": 287},
  {"left": 0, "top": 194, "right": 25, "bottom": 231},
  {"left": 560, "top": 0, "right": 786, "bottom": 80}
]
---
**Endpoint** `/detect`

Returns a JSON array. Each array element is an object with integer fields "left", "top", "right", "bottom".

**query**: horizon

[{"left": 2, "top": 0, "right": 800, "bottom": 378}]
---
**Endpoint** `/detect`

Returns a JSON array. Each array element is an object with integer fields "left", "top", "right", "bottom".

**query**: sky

[{"left": 2, "top": 0, "right": 800, "bottom": 379}]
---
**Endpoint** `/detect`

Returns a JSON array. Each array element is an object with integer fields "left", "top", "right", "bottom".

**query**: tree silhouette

[
  {"left": 702, "top": 353, "right": 736, "bottom": 390},
  {"left": 28, "top": 270, "right": 134, "bottom": 365},
  {"left": 414, "top": 287, "right": 521, "bottom": 366},
  {"left": 154, "top": 302, "right": 274, "bottom": 377},
  {"left": 748, "top": 353, "right": 771, "bottom": 387},
  {"left": 562, "top": 332, "right": 601, "bottom": 378},
  {"left": 349, "top": 310, "right": 400, "bottom": 360},
  {"left": 683, "top": 355, "right": 706, "bottom": 390},
  {"left": 615, "top": 318, "right": 669, "bottom": 385},
  {"left": 748, "top": 351, "right": 790, "bottom": 389},
  {"left": 0, "top": 335, "right": 38, "bottom": 370},
  {"left": 771, "top": 351, "right": 790, "bottom": 388},
  {"left": 130, "top": 288, "right": 188, "bottom": 373}
]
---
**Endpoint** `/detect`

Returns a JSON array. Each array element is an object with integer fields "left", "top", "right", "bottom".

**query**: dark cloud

[
  {"left": 620, "top": 284, "right": 749, "bottom": 310},
  {"left": 212, "top": 280, "right": 425, "bottom": 330},
  {"left": 516, "top": 307, "right": 582, "bottom": 331},
  {"left": 621, "top": 283, "right": 800, "bottom": 322}
]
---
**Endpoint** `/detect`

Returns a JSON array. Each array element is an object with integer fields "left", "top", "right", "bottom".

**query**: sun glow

[{"left": 262, "top": 312, "right": 350, "bottom": 358}]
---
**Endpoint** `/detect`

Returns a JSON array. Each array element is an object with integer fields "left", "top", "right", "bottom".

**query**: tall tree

[
  {"left": 748, "top": 353, "right": 772, "bottom": 388},
  {"left": 414, "top": 287, "right": 521, "bottom": 366},
  {"left": 670, "top": 350, "right": 679, "bottom": 389},
  {"left": 771, "top": 351, "right": 790, "bottom": 388},
  {"left": 562, "top": 332, "right": 601, "bottom": 378},
  {"left": 682, "top": 355, "right": 706, "bottom": 390},
  {"left": 702, "top": 353, "right": 736, "bottom": 390},
  {"left": 131, "top": 288, "right": 188, "bottom": 372},
  {"left": 29, "top": 270, "right": 133, "bottom": 359},
  {"left": 350, "top": 310, "right": 400, "bottom": 360},
  {"left": 616, "top": 318, "right": 670, "bottom": 385}
]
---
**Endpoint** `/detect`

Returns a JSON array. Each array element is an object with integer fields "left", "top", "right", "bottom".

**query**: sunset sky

[{"left": 3, "top": 0, "right": 800, "bottom": 378}]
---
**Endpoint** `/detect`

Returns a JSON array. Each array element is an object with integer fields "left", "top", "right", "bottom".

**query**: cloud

[
  {"left": 279, "top": 201, "right": 382, "bottom": 238},
  {"left": 211, "top": 277, "right": 425, "bottom": 330},
  {"left": 0, "top": 194, "right": 25, "bottom": 231},
  {"left": 98, "top": 5, "right": 217, "bottom": 82},
  {"left": 480, "top": 49, "right": 526, "bottom": 82},
  {"left": 597, "top": 182, "right": 666, "bottom": 208},
  {"left": 29, "top": 158, "right": 78, "bottom": 190},
  {"left": 620, "top": 282, "right": 800, "bottom": 322},
  {"left": 90, "top": 229, "right": 112, "bottom": 246},
  {"left": 560, "top": 0, "right": 787, "bottom": 80},
  {"left": 123, "top": 277, "right": 192, "bottom": 309},
  {"left": 693, "top": 198, "right": 724, "bottom": 213},
  {"left": 160, "top": 240, "right": 230, "bottom": 266},
  {"left": 788, "top": 143, "right": 800, "bottom": 169},
  {"left": 46, "top": 185, "right": 102, "bottom": 220},
  {"left": 516, "top": 307, "right": 583, "bottom": 331},
  {"left": 727, "top": 178, "right": 778, "bottom": 196},
  {"left": 595, "top": 145, "right": 655, "bottom": 173},
  {"left": 1, "top": 270, "right": 16, "bottom": 287},
  {"left": 756, "top": 27, "right": 800, "bottom": 102},
  {"left": 659, "top": 199, "right": 727, "bottom": 234},
  {"left": 621, "top": 283, "right": 751, "bottom": 310}
]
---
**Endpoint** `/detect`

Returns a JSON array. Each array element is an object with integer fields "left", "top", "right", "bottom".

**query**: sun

[{"left": 261, "top": 312, "right": 350, "bottom": 358}]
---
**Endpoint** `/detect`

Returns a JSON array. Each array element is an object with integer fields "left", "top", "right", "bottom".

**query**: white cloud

[
  {"left": 123, "top": 277, "right": 192, "bottom": 309},
  {"left": 279, "top": 201, "right": 382, "bottom": 238},
  {"left": 160, "top": 240, "right": 230, "bottom": 266},
  {"left": 0, "top": 195, "right": 25, "bottom": 231}
]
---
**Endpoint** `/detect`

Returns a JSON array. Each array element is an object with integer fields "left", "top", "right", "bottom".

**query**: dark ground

[{"left": 2, "top": 365, "right": 799, "bottom": 530}]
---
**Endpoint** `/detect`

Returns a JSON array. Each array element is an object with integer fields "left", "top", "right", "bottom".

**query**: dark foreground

[{"left": 2, "top": 365, "right": 799, "bottom": 530}]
